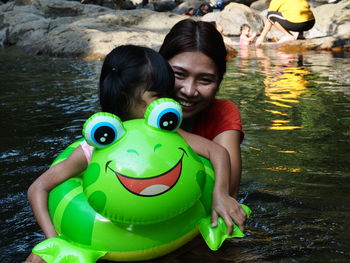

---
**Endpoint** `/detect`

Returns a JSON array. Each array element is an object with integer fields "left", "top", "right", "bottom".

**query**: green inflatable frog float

[{"left": 33, "top": 98, "right": 251, "bottom": 262}]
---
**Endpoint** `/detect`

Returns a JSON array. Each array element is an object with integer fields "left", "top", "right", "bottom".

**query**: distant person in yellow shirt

[{"left": 255, "top": 0, "right": 315, "bottom": 47}]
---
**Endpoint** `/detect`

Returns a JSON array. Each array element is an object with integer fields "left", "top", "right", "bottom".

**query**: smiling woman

[{"left": 159, "top": 19, "right": 245, "bottom": 203}]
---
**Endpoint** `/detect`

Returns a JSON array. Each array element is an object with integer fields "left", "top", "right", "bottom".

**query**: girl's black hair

[
  {"left": 99, "top": 45, "right": 174, "bottom": 120},
  {"left": 159, "top": 19, "right": 227, "bottom": 85},
  {"left": 240, "top": 23, "right": 251, "bottom": 33}
]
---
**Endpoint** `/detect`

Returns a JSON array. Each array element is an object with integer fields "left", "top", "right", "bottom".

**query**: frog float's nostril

[
  {"left": 178, "top": 147, "right": 188, "bottom": 156},
  {"left": 127, "top": 149, "right": 139, "bottom": 156},
  {"left": 153, "top": 144, "right": 162, "bottom": 152},
  {"left": 105, "top": 160, "right": 113, "bottom": 173}
]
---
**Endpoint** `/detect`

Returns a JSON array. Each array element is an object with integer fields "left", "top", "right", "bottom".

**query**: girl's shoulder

[{"left": 80, "top": 140, "right": 94, "bottom": 164}]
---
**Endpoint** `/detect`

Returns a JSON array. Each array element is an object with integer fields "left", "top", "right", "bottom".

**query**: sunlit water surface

[{"left": 0, "top": 46, "right": 349, "bottom": 262}]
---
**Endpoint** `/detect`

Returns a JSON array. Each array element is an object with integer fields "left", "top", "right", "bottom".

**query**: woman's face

[{"left": 168, "top": 51, "right": 219, "bottom": 119}]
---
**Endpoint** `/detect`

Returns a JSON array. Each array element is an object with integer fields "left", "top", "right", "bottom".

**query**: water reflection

[
  {"left": 256, "top": 48, "right": 310, "bottom": 130},
  {"left": 221, "top": 45, "right": 350, "bottom": 262}
]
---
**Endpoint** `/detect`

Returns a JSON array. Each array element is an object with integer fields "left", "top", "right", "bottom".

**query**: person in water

[
  {"left": 24, "top": 45, "right": 246, "bottom": 263},
  {"left": 255, "top": 0, "right": 315, "bottom": 46},
  {"left": 239, "top": 23, "right": 257, "bottom": 46},
  {"left": 159, "top": 18, "right": 247, "bottom": 222}
]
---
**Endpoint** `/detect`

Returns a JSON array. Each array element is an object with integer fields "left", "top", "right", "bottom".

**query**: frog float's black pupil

[
  {"left": 159, "top": 112, "right": 178, "bottom": 130},
  {"left": 94, "top": 126, "right": 115, "bottom": 145}
]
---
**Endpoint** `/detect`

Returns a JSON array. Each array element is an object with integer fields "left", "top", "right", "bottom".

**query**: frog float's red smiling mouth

[{"left": 106, "top": 148, "right": 186, "bottom": 197}]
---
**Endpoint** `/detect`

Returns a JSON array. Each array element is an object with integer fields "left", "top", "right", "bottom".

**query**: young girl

[
  {"left": 239, "top": 23, "right": 256, "bottom": 46},
  {"left": 25, "top": 45, "right": 245, "bottom": 262}
]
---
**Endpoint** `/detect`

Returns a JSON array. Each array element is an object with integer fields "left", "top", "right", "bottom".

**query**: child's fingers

[
  {"left": 229, "top": 206, "right": 246, "bottom": 231},
  {"left": 211, "top": 210, "right": 218, "bottom": 227},
  {"left": 222, "top": 214, "right": 234, "bottom": 235},
  {"left": 23, "top": 253, "right": 46, "bottom": 263}
]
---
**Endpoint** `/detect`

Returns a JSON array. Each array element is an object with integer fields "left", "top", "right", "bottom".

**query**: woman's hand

[
  {"left": 211, "top": 192, "right": 247, "bottom": 235},
  {"left": 22, "top": 253, "right": 46, "bottom": 263}
]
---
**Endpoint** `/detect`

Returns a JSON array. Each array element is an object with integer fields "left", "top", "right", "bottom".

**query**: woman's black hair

[
  {"left": 99, "top": 45, "right": 175, "bottom": 120},
  {"left": 159, "top": 19, "right": 227, "bottom": 85}
]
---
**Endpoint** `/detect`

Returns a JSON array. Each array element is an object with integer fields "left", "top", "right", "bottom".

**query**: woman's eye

[
  {"left": 174, "top": 71, "right": 186, "bottom": 79},
  {"left": 83, "top": 113, "right": 125, "bottom": 148},
  {"left": 144, "top": 98, "right": 183, "bottom": 132},
  {"left": 199, "top": 78, "right": 215, "bottom": 85}
]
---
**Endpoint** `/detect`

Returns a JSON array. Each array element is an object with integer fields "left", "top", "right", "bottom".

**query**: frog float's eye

[
  {"left": 145, "top": 98, "right": 182, "bottom": 132},
  {"left": 83, "top": 112, "right": 125, "bottom": 148}
]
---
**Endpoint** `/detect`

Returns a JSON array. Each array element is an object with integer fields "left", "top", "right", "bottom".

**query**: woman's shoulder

[
  {"left": 201, "top": 99, "right": 241, "bottom": 126},
  {"left": 192, "top": 98, "right": 242, "bottom": 140},
  {"left": 211, "top": 98, "right": 240, "bottom": 114}
]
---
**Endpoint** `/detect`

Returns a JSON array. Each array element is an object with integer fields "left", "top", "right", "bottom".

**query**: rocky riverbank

[{"left": 0, "top": 0, "right": 349, "bottom": 59}]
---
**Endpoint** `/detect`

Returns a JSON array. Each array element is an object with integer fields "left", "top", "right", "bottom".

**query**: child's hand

[
  {"left": 22, "top": 252, "right": 46, "bottom": 263},
  {"left": 211, "top": 193, "right": 247, "bottom": 235},
  {"left": 255, "top": 36, "right": 264, "bottom": 47}
]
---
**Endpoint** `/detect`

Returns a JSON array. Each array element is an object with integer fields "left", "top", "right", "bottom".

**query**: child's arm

[
  {"left": 248, "top": 32, "right": 257, "bottom": 41},
  {"left": 213, "top": 130, "right": 242, "bottom": 199},
  {"left": 178, "top": 129, "right": 246, "bottom": 235},
  {"left": 27, "top": 146, "right": 87, "bottom": 238}
]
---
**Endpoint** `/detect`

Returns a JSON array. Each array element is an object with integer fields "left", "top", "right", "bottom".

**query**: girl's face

[
  {"left": 127, "top": 91, "right": 159, "bottom": 120},
  {"left": 168, "top": 51, "right": 219, "bottom": 119},
  {"left": 242, "top": 27, "right": 250, "bottom": 35}
]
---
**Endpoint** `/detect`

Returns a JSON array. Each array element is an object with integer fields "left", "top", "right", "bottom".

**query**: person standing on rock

[{"left": 255, "top": 0, "right": 315, "bottom": 46}]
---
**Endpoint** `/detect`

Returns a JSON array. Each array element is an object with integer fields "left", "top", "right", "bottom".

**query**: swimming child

[
  {"left": 239, "top": 24, "right": 256, "bottom": 46},
  {"left": 25, "top": 45, "right": 245, "bottom": 263}
]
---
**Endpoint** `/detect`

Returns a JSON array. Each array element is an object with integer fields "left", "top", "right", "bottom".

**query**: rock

[
  {"left": 309, "top": 0, "right": 350, "bottom": 38},
  {"left": 187, "top": 0, "right": 202, "bottom": 8},
  {"left": 153, "top": 0, "right": 177, "bottom": 12},
  {"left": 172, "top": 2, "right": 190, "bottom": 14},
  {"left": 1, "top": 0, "right": 350, "bottom": 57},
  {"left": 219, "top": 0, "right": 253, "bottom": 8},
  {"left": 250, "top": 0, "right": 269, "bottom": 11},
  {"left": 278, "top": 33, "right": 350, "bottom": 52},
  {"left": 201, "top": 10, "right": 220, "bottom": 22},
  {"left": 0, "top": 27, "right": 7, "bottom": 48},
  {"left": 0, "top": 0, "right": 184, "bottom": 59},
  {"left": 202, "top": 3, "right": 264, "bottom": 36}
]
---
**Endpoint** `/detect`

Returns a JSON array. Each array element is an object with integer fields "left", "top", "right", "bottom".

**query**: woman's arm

[
  {"left": 178, "top": 129, "right": 246, "bottom": 234},
  {"left": 27, "top": 146, "right": 87, "bottom": 238}
]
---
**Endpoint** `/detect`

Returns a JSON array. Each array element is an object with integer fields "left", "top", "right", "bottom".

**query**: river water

[{"left": 0, "top": 46, "right": 349, "bottom": 262}]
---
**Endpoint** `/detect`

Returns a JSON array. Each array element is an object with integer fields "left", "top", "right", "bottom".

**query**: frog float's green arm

[
  {"left": 197, "top": 156, "right": 252, "bottom": 250},
  {"left": 32, "top": 99, "right": 251, "bottom": 262}
]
